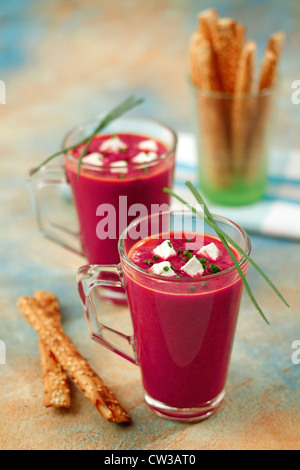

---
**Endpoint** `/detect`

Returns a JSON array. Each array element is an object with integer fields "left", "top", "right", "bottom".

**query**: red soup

[{"left": 65, "top": 132, "right": 175, "bottom": 264}]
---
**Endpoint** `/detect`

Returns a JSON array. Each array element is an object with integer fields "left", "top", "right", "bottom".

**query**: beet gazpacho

[
  {"left": 64, "top": 118, "right": 176, "bottom": 265},
  {"left": 123, "top": 231, "right": 247, "bottom": 419}
]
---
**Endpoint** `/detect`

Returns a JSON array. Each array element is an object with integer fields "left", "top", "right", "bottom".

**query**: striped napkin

[{"left": 174, "top": 132, "right": 300, "bottom": 240}]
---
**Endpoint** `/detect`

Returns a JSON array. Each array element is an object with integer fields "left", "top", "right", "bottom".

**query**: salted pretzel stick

[
  {"left": 232, "top": 41, "right": 256, "bottom": 176},
  {"left": 17, "top": 294, "right": 131, "bottom": 424},
  {"left": 35, "top": 291, "right": 71, "bottom": 408}
]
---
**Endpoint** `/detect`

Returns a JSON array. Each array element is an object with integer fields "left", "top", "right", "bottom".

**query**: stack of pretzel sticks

[
  {"left": 17, "top": 291, "right": 131, "bottom": 424},
  {"left": 189, "top": 8, "right": 285, "bottom": 187}
]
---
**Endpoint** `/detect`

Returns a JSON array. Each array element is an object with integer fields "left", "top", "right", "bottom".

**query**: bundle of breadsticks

[
  {"left": 189, "top": 8, "right": 285, "bottom": 188},
  {"left": 17, "top": 291, "right": 131, "bottom": 424}
]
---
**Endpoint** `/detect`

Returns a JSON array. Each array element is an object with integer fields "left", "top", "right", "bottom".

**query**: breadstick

[
  {"left": 38, "top": 339, "right": 71, "bottom": 408},
  {"left": 259, "top": 50, "right": 278, "bottom": 90},
  {"left": 17, "top": 294, "right": 131, "bottom": 424},
  {"left": 35, "top": 291, "right": 71, "bottom": 408},
  {"left": 246, "top": 32, "right": 285, "bottom": 181},
  {"left": 190, "top": 34, "right": 232, "bottom": 187},
  {"left": 232, "top": 41, "right": 256, "bottom": 176},
  {"left": 192, "top": 33, "right": 221, "bottom": 92},
  {"left": 189, "top": 30, "right": 205, "bottom": 87},
  {"left": 259, "top": 31, "right": 285, "bottom": 90},
  {"left": 214, "top": 18, "right": 244, "bottom": 93},
  {"left": 197, "top": 8, "right": 218, "bottom": 46}
]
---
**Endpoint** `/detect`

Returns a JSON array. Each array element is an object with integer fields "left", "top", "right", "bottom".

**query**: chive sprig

[
  {"left": 31, "top": 95, "right": 145, "bottom": 178},
  {"left": 164, "top": 181, "right": 290, "bottom": 324}
]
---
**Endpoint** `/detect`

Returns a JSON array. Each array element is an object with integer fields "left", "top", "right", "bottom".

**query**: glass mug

[
  {"left": 77, "top": 209, "right": 251, "bottom": 422},
  {"left": 27, "top": 116, "right": 177, "bottom": 265}
]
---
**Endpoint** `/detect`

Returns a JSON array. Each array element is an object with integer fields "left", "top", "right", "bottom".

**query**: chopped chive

[
  {"left": 210, "top": 263, "right": 221, "bottom": 274},
  {"left": 177, "top": 249, "right": 183, "bottom": 254},
  {"left": 118, "top": 173, "right": 126, "bottom": 179},
  {"left": 170, "top": 264, "right": 175, "bottom": 271},
  {"left": 189, "top": 286, "right": 195, "bottom": 292},
  {"left": 182, "top": 257, "right": 187, "bottom": 262},
  {"left": 197, "top": 258, "right": 207, "bottom": 269},
  {"left": 167, "top": 242, "right": 172, "bottom": 248},
  {"left": 186, "top": 238, "right": 192, "bottom": 242},
  {"left": 163, "top": 266, "right": 170, "bottom": 272},
  {"left": 153, "top": 255, "right": 159, "bottom": 260},
  {"left": 144, "top": 260, "right": 154, "bottom": 266}
]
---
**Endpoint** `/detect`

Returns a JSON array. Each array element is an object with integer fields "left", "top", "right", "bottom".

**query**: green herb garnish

[
  {"left": 144, "top": 260, "right": 154, "bottom": 266},
  {"left": 163, "top": 181, "right": 290, "bottom": 325},
  {"left": 197, "top": 258, "right": 207, "bottom": 269},
  {"left": 153, "top": 255, "right": 159, "bottom": 260},
  {"left": 163, "top": 266, "right": 170, "bottom": 272},
  {"left": 189, "top": 286, "right": 196, "bottom": 292},
  {"left": 168, "top": 242, "right": 173, "bottom": 248},
  {"left": 177, "top": 249, "right": 183, "bottom": 255},
  {"left": 182, "top": 257, "right": 187, "bottom": 262},
  {"left": 210, "top": 263, "right": 221, "bottom": 274},
  {"left": 31, "top": 95, "right": 144, "bottom": 178}
]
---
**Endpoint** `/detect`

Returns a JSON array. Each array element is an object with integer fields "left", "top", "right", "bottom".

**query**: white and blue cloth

[{"left": 174, "top": 133, "right": 300, "bottom": 240}]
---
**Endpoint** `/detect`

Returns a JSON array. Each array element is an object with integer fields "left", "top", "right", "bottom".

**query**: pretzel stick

[
  {"left": 34, "top": 291, "right": 71, "bottom": 408},
  {"left": 17, "top": 294, "right": 131, "bottom": 424},
  {"left": 190, "top": 32, "right": 232, "bottom": 188},
  {"left": 232, "top": 41, "right": 256, "bottom": 176}
]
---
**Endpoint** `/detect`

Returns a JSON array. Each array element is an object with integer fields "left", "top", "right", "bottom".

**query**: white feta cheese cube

[
  {"left": 197, "top": 242, "right": 221, "bottom": 261},
  {"left": 110, "top": 160, "right": 128, "bottom": 174},
  {"left": 100, "top": 136, "right": 127, "bottom": 153},
  {"left": 150, "top": 261, "right": 176, "bottom": 277},
  {"left": 153, "top": 240, "right": 176, "bottom": 260},
  {"left": 82, "top": 152, "right": 104, "bottom": 166},
  {"left": 132, "top": 151, "right": 157, "bottom": 164},
  {"left": 180, "top": 256, "right": 204, "bottom": 277},
  {"left": 138, "top": 139, "right": 158, "bottom": 152}
]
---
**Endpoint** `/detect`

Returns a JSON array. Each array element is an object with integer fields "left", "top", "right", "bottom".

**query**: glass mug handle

[
  {"left": 76, "top": 264, "right": 138, "bottom": 365},
  {"left": 27, "top": 165, "right": 85, "bottom": 257}
]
